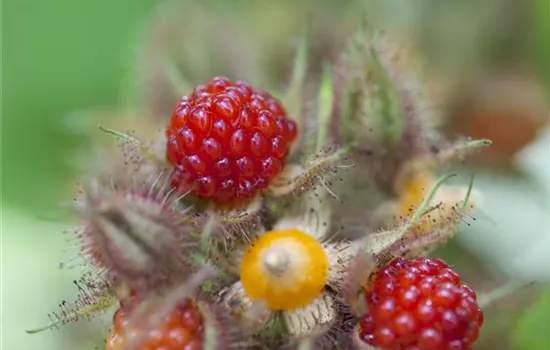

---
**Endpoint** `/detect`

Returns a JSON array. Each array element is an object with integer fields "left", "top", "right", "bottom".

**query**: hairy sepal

[
  {"left": 273, "top": 188, "right": 332, "bottom": 241},
  {"left": 284, "top": 291, "right": 337, "bottom": 339},
  {"left": 211, "top": 197, "right": 264, "bottom": 242},
  {"left": 93, "top": 125, "right": 168, "bottom": 186},
  {"left": 204, "top": 199, "right": 264, "bottom": 276},
  {"left": 218, "top": 281, "right": 272, "bottom": 334},
  {"left": 26, "top": 273, "right": 116, "bottom": 333},
  {"left": 383, "top": 184, "right": 480, "bottom": 259},
  {"left": 395, "top": 138, "right": 492, "bottom": 189},
  {"left": 334, "top": 27, "right": 444, "bottom": 193},
  {"left": 342, "top": 251, "right": 377, "bottom": 317},
  {"left": 266, "top": 148, "right": 348, "bottom": 198},
  {"left": 77, "top": 183, "right": 200, "bottom": 292}
]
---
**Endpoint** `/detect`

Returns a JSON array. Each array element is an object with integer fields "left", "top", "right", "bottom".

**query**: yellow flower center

[{"left": 240, "top": 229, "right": 329, "bottom": 311}]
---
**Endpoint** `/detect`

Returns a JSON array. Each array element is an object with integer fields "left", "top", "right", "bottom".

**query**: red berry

[
  {"left": 166, "top": 77, "right": 298, "bottom": 205},
  {"left": 359, "top": 257, "right": 483, "bottom": 350},
  {"left": 106, "top": 299, "right": 204, "bottom": 350}
]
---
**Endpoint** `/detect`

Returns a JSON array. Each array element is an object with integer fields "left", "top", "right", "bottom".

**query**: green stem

[
  {"left": 478, "top": 280, "right": 535, "bottom": 308},
  {"left": 298, "top": 337, "right": 315, "bottom": 350},
  {"left": 460, "top": 174, "right": 475, "bottom": 214},
  {"left": 408, "top": 173, "right": 457, "bottom": 226}
]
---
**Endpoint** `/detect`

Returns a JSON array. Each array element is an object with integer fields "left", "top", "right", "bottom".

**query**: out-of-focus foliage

[
  {"left": 2, "top": 207, "right": 110, "bottom": 350},
  {"left": 456, "top": 127, "right": 550, "bottom": 282},
  {"left": 2, "top": 0, "right": 157, "bottom": 213},
  {"left": 513, "top": 291, "right": 550, "bottom": 350},
  {"left": 533, "top": 0, "right": 550, "bottom": 90}
]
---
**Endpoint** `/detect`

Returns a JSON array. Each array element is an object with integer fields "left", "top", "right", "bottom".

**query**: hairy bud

[
  {"left": 77, "top": 183, "right": 200, "bottom": 292},
  {"left": 333, "top": 26, "right": 442, "bottom": 194}
]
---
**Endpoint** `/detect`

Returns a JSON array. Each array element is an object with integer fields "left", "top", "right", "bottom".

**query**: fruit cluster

[{"left": 30, "top": 59, "right": 489, "bottom": 349}]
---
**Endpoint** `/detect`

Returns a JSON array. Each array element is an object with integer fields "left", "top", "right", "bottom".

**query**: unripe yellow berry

[{"left": 240, "top": 229, "right": 329, "bottom": 311}]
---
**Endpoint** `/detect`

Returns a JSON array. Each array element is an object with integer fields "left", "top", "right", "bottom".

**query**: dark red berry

[
  {"left": 359, "top": 257, "right": 483, "bottom": 350},
  {"left": 106, "top": 298, "right": 204, "bottom": 350},
  {"left": 166, "top": 77, "right": 297, "bottom": 205}
]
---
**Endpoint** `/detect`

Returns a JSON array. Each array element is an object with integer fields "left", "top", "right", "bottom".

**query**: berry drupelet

[
  {"left": 359, "top": 257, "right": 483, "bottom": 350},
  {"left": 106, "top": 298, "right": 204, "bottom": 350},
  {"left": 166, "top": 76, "right": 298, "bottom": 205}
]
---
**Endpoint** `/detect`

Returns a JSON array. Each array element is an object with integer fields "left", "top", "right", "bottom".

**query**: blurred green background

[
  {"left": 2, "top": 0, "right": 549, "bottom": 349},
  {"left": 3, "top": 2, "right": 160, "bottom": 349}
]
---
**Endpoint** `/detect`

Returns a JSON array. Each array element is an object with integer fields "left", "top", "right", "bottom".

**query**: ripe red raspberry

[
  {"left": 165, "top": 76, "right": 298, "bottom": 205},
  {"left": 359, "top": 257, "right": 483, "bottom": 350},
  {"left": 106, "top": 298, "right": 204, "bottom": 350}
]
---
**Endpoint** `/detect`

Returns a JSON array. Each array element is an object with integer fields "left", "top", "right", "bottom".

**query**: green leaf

[
  {"left": 282, "top": 22, "right": 310, "bottom": 123},
  {"left": 367, "top": 43, "right": 402, "bottom": 145},
  {"left": 513, "top": 290, "right": 550, "bottom": 350},
  {"left": 316, "top": 65, "right": 334, "bottom": 152}
]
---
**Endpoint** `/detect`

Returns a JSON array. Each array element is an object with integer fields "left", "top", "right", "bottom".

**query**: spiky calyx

[
  {"left": 26, "top": 273, "right": 116, "bottom": 334},
  {"left": 77, "top": 184, "right": 201, "bottom": 292},
  {"left": 332, "top": 26, "right": 443, "bottom": 195},
  {"left": 218, "top": 281, "right": 273, "bottom": 333},
  {"left": 265, "top": 148, "right": 349, "bottom": 198},
  {"left": 283, "top": 290, "right": 337, "bottom": 339},
  {"left": 376, "top": 173, "right": 479, "bottom": 261}
]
